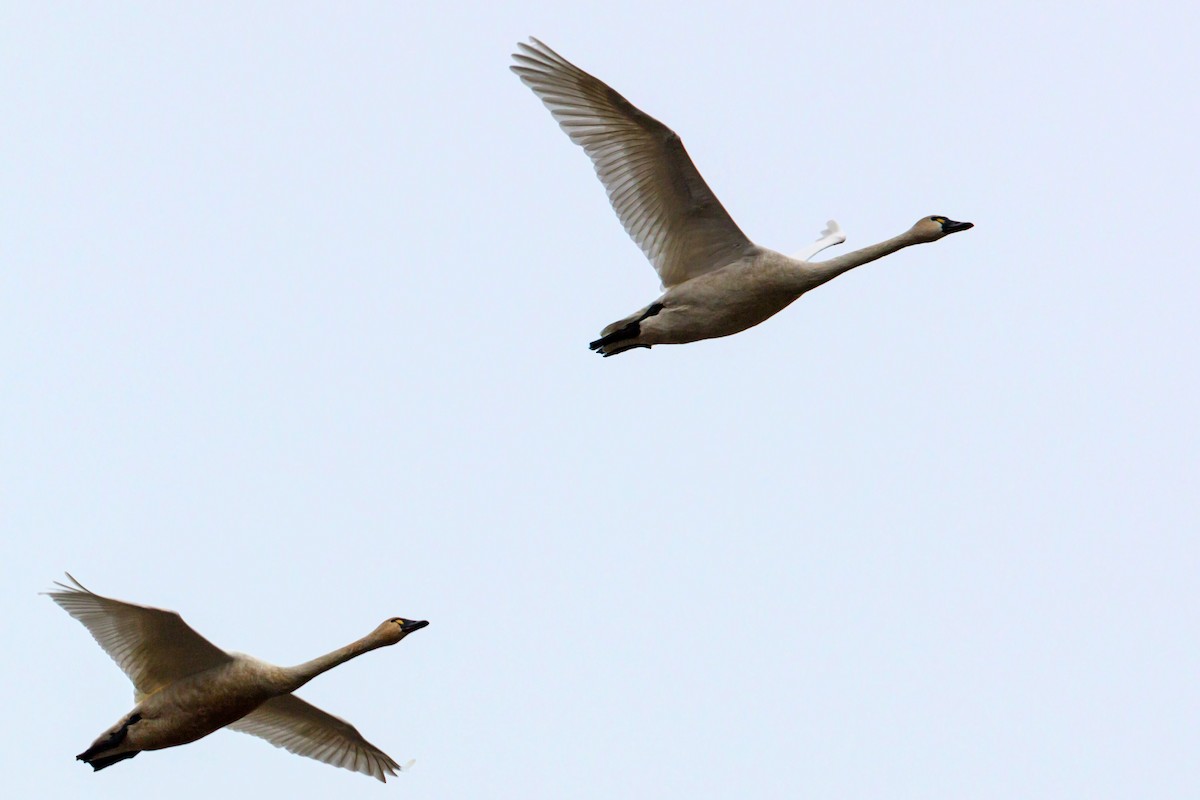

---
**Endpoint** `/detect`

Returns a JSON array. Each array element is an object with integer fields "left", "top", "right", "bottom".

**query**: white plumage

[{"left": 794, "top": 220, "right": 846, "bottom": 262}]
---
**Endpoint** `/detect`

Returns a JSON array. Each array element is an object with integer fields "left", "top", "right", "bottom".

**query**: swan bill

[{"left": 938, "top": 218, "right": 974, "bottom": 234}]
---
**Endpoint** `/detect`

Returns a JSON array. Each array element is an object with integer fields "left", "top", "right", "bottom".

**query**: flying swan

[
  {"left": 511, "top": 39, "right": 973, "bottom": 356},
  {"left": 46, "top": 574, "right": 427, "bottom": 781}
]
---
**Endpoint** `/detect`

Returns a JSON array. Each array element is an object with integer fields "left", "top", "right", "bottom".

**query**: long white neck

[
  {"left": 279, "top": 632, "right": 389, "bottom": 693},
  {"left": 800, "top": 229, "right": 926, "bottom": 289}
]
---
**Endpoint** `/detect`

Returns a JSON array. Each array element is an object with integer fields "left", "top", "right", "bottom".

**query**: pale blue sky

[{"left": 4, "top": 2, "right": 1198, "bottom": 798}]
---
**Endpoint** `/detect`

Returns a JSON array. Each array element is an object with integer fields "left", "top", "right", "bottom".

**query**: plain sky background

[{"left": 4, "top": 1, "right": 1198, "bottom": 798}]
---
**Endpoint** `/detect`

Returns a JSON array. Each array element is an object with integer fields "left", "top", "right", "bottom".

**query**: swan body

[
  {"left": 47, "top": 574, "right": 427, "bottom": 782},
  {"left": 511, "top": 39, "right": 973, "bottom": 356}
]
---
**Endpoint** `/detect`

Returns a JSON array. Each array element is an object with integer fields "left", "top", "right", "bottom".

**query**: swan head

[
  {"left": 376, "top": 617, "right": 430, "bottom": 645},
  {"left": 912, "top": 215, "right": 974, "bottom": 242}
]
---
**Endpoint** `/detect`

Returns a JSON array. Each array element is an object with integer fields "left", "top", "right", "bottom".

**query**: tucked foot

[{"left": 589, "top": 303, "right": 664, "bottom": 356}]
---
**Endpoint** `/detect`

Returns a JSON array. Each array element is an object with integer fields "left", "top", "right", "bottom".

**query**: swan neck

[
  {"left": 805, "top": 230, "right": 921, "bottom": 286},
  {"left": 281, "top": 633, "right": 386, "bottom": 691}
]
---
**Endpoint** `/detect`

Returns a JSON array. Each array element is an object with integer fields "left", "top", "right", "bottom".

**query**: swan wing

[
  {"left": 793, "top": 219, "right": 846, "bottom": 261},
  {"left": 45, "top": 573, "right": 231, "bottom": 696},
  {"left": 512, "top": 38, "right": 754, "bottom": 288},
  {"left": 227, "top": 694, "right": 403, "bottom": 782}
]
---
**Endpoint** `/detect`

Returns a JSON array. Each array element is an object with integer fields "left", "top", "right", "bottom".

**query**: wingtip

[
  {"left": 375, "top": 757, "right": 412, "bottom": 782},
  {"left": 513, "top": 36, "right": 544, "bottom": 57},
  {"left": 820, "top": 219, "right": 845, "bottom": 241},
  {"left": 44, "top": 571, "right": 87, "bottom": 596}
]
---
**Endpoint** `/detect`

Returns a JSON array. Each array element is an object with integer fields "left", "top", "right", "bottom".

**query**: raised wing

[
  {"left": 45, "top": 573, "right": 230, "bottom": 697},
  {"left": 512, "top": 38, "right": 755, "bottom": 288},
  {"left": 227, "top": 694, "right": 403, "bottom": 782},
  {"left": 793, "top": 220, "right": 846, "bottom": 261}
]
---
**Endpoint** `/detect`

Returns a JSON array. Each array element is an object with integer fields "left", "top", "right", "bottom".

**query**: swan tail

[
  {"left": 589, "top": 303, "right": 663, "bottom": 357},
  {"left": 77, "top": 713, "right": 142, "bottom": 771}
]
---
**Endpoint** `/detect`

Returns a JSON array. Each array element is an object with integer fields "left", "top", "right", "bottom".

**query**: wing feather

[
  {"left": 793, "top": 219, "right": 846, "bottom": 261},
  {"left": 227, "top": 695, "right": 403, "bottom": 783},
  {"left": 512, "top": 38, "right": 754, "bottom": 288},
  {"left": 45, "top": 573, "right": 230, "bottom": 697}
]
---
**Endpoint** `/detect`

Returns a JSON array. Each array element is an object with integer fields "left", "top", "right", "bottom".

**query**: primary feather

[{"left": 512, "top": 37, "right": 754, "bottom": 289}]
